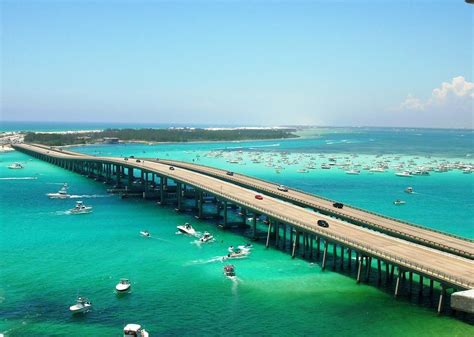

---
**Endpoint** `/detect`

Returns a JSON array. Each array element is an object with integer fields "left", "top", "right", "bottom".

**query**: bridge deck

[
  {"left": 152, "top": 159, "right": 474, "bottom": 259},
  {"left": 13, "top": 143, "right": 474, "bottom": 290}
]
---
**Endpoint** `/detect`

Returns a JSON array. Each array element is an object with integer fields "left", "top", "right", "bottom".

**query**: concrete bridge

[{"left": 12, "top": 143, "right": 474, "bottom": 316}]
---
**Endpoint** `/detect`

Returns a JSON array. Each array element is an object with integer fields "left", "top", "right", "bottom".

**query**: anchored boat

[
  {"left": 116, "top": 278, "right": 131, "bottom": 293},
  {"left": 69, "top": 201, "right": 93, "bottom": 214},
  {"left": 177, "top": 223, "right": 197, "bottom": 236},
  {"left": 69, "top": 297, "right": 92, "bottom": 314},
  {"left": 123, "top": 324, "right": 149, "bottom": 337}
]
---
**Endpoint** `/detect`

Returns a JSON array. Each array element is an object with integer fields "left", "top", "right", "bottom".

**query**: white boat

[
  {"left": 199, "top": 231, "right": 214, "bottom": 243},
  {"left": 393, "top": 199, "right": 406, "bottom": 205},
  {"left": 404, "top": 187, "right": 414, "bottom": 193},
  {"left": 140, "top": 230, "right": 150, "bottom": 238},
  {"left": 395, "top": 171, "right": 412, "bottom": 177},
  {"left": 369, "top": 167, "right": 385, "bottom": 173},
  {"left": 463, "top": 168, "right": 472, "bottom": 174},
  {"left": 123, "top": 324, "right": 149, "bottom": 337},
  {"left": 116, "top": 278, "right": 131, "bottom": 293},
  {"left": 345, "top": 169, "right": 360, "bottom": 175},
  {"left": 47, "top": 183, "right": 70, "bottom": 199},
  {"left": 224, "top": 264, "right": 236, "bottom": 279},
  {"left": 69, "top": 297, "right": 92, "bottom": 314},
  {"left": 69, "top": 201, "right": 92, "bottom": 214},
  {"left": 225, "top": 248, "right": 250, "bottom": 259},
  {"left": 176, "top": 223, "right": 197, "bottom": 236},
  {"left": 320, "top": 164, "right": 331, "bottom": 169},
  {"left": 8, "top": 162, "right": 24, "bottom": 169}
]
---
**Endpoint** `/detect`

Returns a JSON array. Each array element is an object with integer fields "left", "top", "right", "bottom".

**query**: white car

[{"left": 277, "top": 185, "right": 288, "bottom": 192}]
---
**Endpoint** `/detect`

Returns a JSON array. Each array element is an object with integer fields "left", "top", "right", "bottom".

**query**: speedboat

[
  {"left": 225, "top": 248, "right": 250, "bottom": 259},
  {"left": 393, "top": 199, "right": 406, "bottom": 205},
  {"left": 404, "top": 187, "right": 414, "bottom": 193},
  {"left": 116, "top": 278, "right": 131, "bottom": 293},
  {"left": 8, "top": 162, "right": 23, "bottom": 169},
  {"left": 395, "top": 171, "right": 412, "bottom": 177},
  {"left": 369, "top": 167, "right": 385, "bottom": 173},
  {"left": 345, "top": 169, "right": 360, "bottom": 175},
  {"left": 199, "top": 231, "right": 214, "bottom": 243},
  {"left": 224, "top": 265, "right": 236, "bottom": 279},
  {"left": 176, "top": 223, "right": 197, "bottom": 236},
  {"left": 69, "top": 201, "right": 92, "bottom": 214},
  {"left": 123, "top": 324, "right": 149, "bottom": 337},
  {"left": 140, "top": 230, "right": 150, "bottom": 238},
  {"left": 47, "top": 183, "right": 70, "bottom": 199},
  {"left": 69, "top": 297, "right": 92, "bottom": 314}
]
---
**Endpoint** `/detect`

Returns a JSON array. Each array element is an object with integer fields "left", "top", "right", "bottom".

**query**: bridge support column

[
  {"left": 377, "top": 259, "right": 382, "bottom": 285},
  {"left": 385, "top": 262, "right": 390, "bottom": 284},
  {"left": 394, "top": 268, "right": 402, "bottom": 298},
  {"left": 429, "top": 279, "right": 434, "bottom": 297},
  {"left": 347, "top": 249, "right": 352, "bottom": 270},
  {"left": 409, "top": 272, "right": 413, "bottom": 294},
  {"left": 283, "top": 224, "right": 287, "bottom": 250},
  {"left": 316, "top": 237, "right": 321, "bottom": 259},
  {"left": 418, "top": 276, "right": 424, "bottom": 299},
  {"left": 252, "top": 215, "right": 257, "bottom": 239},
  {"left": 365, "top": 257, "right": 372, "bottom": 282},
  {"left": 332, "top": 244, "right": 337, "bottom": 270},
  {"left": 274, "top": 222, "right": 279, "bottom": 248},
  {"left": 175, "top": 183, "right": 183, "bottom": 211},
  {"left": 310, "top": 235, "right": 314, "bottom": 259},
  {"left": 339, "top": 246, "right": 344, "bottom": 270},
  {"left": 322, "top": 240, "right": 329, "bottom": 270},
  {"left": 197, "top": 191, "right": 203, "bottom": 219},
  {"left": 265, "top": 221, "right": 273, "bottom": 248},
  {"left": 357, "top": 255, "right": 363, "bottom": 283},
  {"left": 437, "top": 284, "right": 446, "bottom": 314},
  {"left": 223, "top": 201, "right": 228, "bottom": 227},
  {"left": 128, "top": 168, "right": 134, "bottom": 188}
]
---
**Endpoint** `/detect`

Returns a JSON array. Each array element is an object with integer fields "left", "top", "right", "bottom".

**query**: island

[{"left": 22, "top": 127, "right": 299, "bottom": 146}]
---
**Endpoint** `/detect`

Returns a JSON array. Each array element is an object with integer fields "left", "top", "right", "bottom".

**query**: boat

[
  {"left": 140, "top": 230, "right": 150, "bottom": 237},
  {"left": 224, "top": 265, "right": 236, "bottom": 279},
  {"left": 115, "top": 278, "right": 131, "bottom": 293},
  {"left": 69, "top": 297, "right": 92, "bottom": 314},
  {"left": 369, "top": 167, "right": 385, "bottom": 173},
  {"left": 225, "top": 248, "right": 250, "bottom": 259},
  {"left": 345, "top": 169, "right": 360, "bottom": 175},
  {"left": 393, "top": 199, "right": 406, "bottom": 205},
  {"left": 47, "top": 183, "right": 70, "bottom": 199},
  {"left": 320, "top": 164, "right": 331, "bottom": 169},
  {"left": 123, "top": 324, "right": 149, "bottom": 337},
  {"left": 405, "top": 187, "right": 414, "bottom": 193},
  {"left": 199, "top": 231, "right": 214, "bottom": 243},
  {"left": 176, "top": 223, "right": 197, "bottom": 236},
  {"left": 69, "top": 201, "right": 93, "bottom": 214},
  {"left": 395, "top": 171, "right": 412, "bottom": 177},
  {"left": 237, "top": 243, "right": 253, "bottom": 251},
  {"left": 8, "top": 162, "right": 23, "bottom": 169}
]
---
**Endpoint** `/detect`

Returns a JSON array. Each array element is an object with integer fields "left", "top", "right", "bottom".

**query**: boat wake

[
  {"left": 0, "top": 177, "right": 38, "bottom": 180},
  {"left": 69, "top": 194, "right": 112, "bottom": 199}
]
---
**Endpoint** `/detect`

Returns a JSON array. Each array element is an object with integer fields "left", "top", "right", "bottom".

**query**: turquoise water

[{"left": 1, "top": 128, "right": 473, "bottom": 336}]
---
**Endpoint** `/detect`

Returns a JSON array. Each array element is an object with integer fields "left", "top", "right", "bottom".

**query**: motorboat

[
  {"left": 345, "top": 169, "right": 360, "bottom": 175},
  {"left": 369, "top": 167, "right": 385, "bottom": 173},
  {"left": 140, "top": 230, "right": 150, "bottom": 238},
  {"left": 225, "top": 248, "right": 250, "bottom": 259},
  {"left": 395, "top": 171, "right": 412, "bottom": 177},
  {"left": 224, "top": 265, "right": 236, "bottom": 279},
  {"left": 237, "top": 244, "right": 253, "bottom": 251},
  {"left": 320, "top": 164, "right": 331, "bottom": 169},
  {"left": 123, "top": 324, "right": 149, "bottom": 337},
  {"left": 69, "top": 297, "right": 92, "bottom": 314},
  {"left": 69, "top": 201, "right": 92, "bottom": 214},
  {"left": 47, "top": 183, "right": 70, "bottom": 199},
  {"left": 177, "top": 223, "right": 197, "bottom": 236},
  {"left": 8, "top": 162, "right": 23, "bottom": 169},
  {"left": 116, "top": 278, "right": 131, "bottom": 293},
  {"left": 199, "top": 231, "right": 214, "bottom": 243},
  {"left": 405, "top": 187, "right": 414, "bottom": 193},
  {"left": 393, "top": 199, "right": 406, "bottom": 205}
]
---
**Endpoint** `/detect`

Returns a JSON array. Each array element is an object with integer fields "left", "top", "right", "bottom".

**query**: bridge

[{"left": 12, "top": 143, "right": 474, "bottom": 315}]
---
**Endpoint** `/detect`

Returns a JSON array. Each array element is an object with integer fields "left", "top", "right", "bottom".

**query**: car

[
  {"left": 169, "top": 166, "right": 175, "bottom": 171},
  {"left": 277, "top": 185, "right": 288, "bottom": 192},
  {"left": 124, "top": 157, "right": 128, "bottom": 161},
  {"left": 317, "top": 220, "right": 329, "bottom": 228},
  {"left": 333, "top": 202, "right": 344, "bottom": 209},
  {"left": 156, "top": 158, "right": 160, "bottom": 161},
  {"left": 226, "top": 171, "right": 234, "bottom": 176},
  {"left": 255, "top": 194, "right": 263, "bottom": 200}
]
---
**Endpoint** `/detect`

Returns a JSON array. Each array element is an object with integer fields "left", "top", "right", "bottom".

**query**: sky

[{"left": 1, "top": 0, "right": 472, "bottom": 128}]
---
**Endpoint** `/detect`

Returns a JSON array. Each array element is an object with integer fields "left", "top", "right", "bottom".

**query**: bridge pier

[
  {"left": 322, "top": 240, "right": 328, "bottom": 270},
  {"left": 438, "top": 284, "right": 447, "bottom": 314}
]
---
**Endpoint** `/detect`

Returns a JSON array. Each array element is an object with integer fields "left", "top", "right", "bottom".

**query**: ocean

[{"left": 1, "top": 126, "right": 473, "bottom": 336}]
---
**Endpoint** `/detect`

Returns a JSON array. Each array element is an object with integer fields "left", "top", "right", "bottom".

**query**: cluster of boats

[
  {"left": 176, "top": 222, "right": 214, "bottom": 242},
  {"left": 47, "top": 183, "right": 93, "bottom": 214},
  {"left": 70, "top": 279, "right": 145, "bottom": 336},
  {"left": 201, "top": 150, "right": 473, "bottom": 176}
]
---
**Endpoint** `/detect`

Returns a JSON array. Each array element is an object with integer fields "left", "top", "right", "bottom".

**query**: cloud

[{"left": 399, "top": 76, "right": 474, "bottom": 111}]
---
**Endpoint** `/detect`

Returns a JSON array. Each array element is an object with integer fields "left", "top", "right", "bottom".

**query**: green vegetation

[{"left": 24, "top": 128, "right": 299, "bottom": 146}]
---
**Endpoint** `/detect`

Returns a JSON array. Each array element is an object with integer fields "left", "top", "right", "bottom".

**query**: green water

[{"left": 1, "top": 131, "right": 473, "bottom": 336}]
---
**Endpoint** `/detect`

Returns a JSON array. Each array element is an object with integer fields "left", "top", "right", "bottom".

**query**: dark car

[
  {"left": 333, "top": 202, "right": 344, "bottom": 209},
  {"left": 136, "top": 159, "right": 141, "bottom": 163},
  {"left": 226, "top": 171, "right": 234, "bottom": 176},
  {"left": 169, "top": 166, "right": 175, "bottom": 171},
  {"left": 317, "top": 220, "right": 329, "bottom": 228},
  {"left": 124, "top": 157, "right": 128, "bottom": 161}
]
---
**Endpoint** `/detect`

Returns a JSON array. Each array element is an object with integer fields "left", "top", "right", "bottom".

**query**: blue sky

[{"left": 1, "top": 0, "right": 472, "bottom": 128}]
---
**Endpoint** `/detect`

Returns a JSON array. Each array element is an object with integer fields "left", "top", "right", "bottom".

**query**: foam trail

[
  {"left": 148, "top": 236, "right": 174, "bottom": 244},
  {"left": 0, "top": 177, "right": 38, "bottom": 180},
  {"left": 69, "top": 194, "right": 112, "bottom": 199}
]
